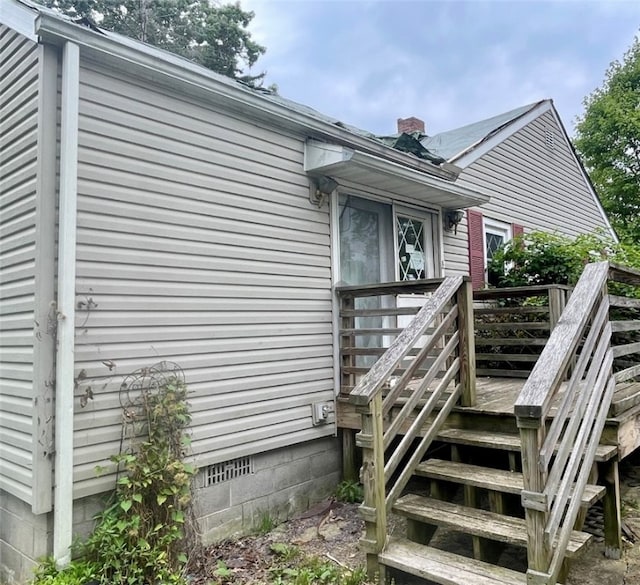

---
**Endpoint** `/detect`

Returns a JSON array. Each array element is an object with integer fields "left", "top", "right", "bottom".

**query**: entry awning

[{"left": 304, "top": 141, "right": 490, "bottom": 209}]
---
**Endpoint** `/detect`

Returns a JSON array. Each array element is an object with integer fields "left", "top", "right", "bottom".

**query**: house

[
  {"left": 422, "top": 101, "right": 616, "bottom": 288},
  {"left": 0, "top": 1, "right": 615, "bottom": 582}
]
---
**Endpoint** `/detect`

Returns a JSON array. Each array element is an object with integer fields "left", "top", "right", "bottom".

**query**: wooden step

[
  {"left": 436, "top": 428, "right": 618, "bottom": 462},
  {"left": 380, "top": 536, "right": 528, "bottom": 585},
  {"left": 393, "top": 494, "right": 592, "bottom": 557},
  {"left": 610, "top": 381, "right": 640, "bottom": 417},
  {"left": 416, "top": 459, "right": 605, "bottom": 507}
]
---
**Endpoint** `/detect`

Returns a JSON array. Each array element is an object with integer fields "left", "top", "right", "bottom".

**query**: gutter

[
  {"left": 53, "top": 40, "right": 80, "bottom": 568},
  {"left": 32, "top": 12, "right": 460, "bottom": 182}
]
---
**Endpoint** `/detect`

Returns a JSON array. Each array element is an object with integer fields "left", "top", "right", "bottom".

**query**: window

[
  {"left": 484, "top": 219, "right": 511, "bottom": 264},
  {"left": 484, "top": 218, "right": 511, "bottom": 287},
  {"left": 397, "top": 215, "right": 427, "bottom": 281},
  {"left": 467, "top": 210, "right": 524, "bottom": 289},
  {"left": 338, "top": 195, "right": 437, "bottom": 285}
]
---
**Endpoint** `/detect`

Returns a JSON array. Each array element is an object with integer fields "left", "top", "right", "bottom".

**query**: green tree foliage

[
  {"left": 39, "top": 0, "right": 266, "bottom": 84},
  {"left": 488, "top": 230, "right": 640, "bottom": 289},
  {"left": 574, "top": 35, "right": 640, "bottom": 243}
]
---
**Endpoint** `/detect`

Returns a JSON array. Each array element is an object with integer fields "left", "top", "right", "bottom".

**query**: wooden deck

[
  {"left": 337, "top": 267, "right": 640, "bottom": 584},
  {"left": 338, "top": 375, "right": 640, "bottom": 459}
]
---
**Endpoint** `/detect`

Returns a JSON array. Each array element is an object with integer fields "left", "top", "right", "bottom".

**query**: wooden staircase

[
  {"left": 336, "top": 262, "right": 640, "bottom": 585},
  {"left": 378, "top": 427, "right": 618, "bottom": 584}
]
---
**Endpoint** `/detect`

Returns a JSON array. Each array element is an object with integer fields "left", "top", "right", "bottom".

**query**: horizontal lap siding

[
  {"left": 73, "top": 63, "right": 333, "bottom": 498},
  {"left": 444, "top": 112, "right": 610, "bottom": 276},
  {"left": 0, "top": 26, "right": 39, "bottom": 504}
]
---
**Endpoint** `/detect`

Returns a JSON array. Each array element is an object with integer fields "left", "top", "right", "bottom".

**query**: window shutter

[
  {"left": 512, "top": 223, "right": 524, "bottom": 238},
  {"left": 467, "top": 209, "right": 485, "bottom": 290}
]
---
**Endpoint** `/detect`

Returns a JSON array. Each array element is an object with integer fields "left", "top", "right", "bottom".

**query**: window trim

[{"left": 483, "top": 217, "right": 512, "bottom": 271}]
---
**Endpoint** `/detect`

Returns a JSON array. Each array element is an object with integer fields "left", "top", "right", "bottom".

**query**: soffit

[{"left": 304, "top": 141, "right": 490, "bottom": 209}]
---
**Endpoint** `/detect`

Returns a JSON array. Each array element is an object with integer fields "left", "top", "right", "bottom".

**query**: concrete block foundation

[{"left": 0, "top": 437, "right": 342, "bottom": 583}]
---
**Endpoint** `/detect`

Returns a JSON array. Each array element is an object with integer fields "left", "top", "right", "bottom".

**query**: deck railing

[
  {"left": 515, "top": 262, "right": 615, "bottom": 585},
  {"left": 337, "top": 276, "right": 475, "bottom": 574},
  {"left": 474, "top": 285, "right": 572, "bottom": 378},
  {"left": 609, "top": 264, "right": 640, "bottom": 388}
]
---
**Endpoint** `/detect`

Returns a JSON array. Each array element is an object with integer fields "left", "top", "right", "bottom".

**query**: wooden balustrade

[
  {"left": 336, "top": 263, "right": 640, "bottom": 581},
  {"left": 515, "top": 262, "right": 615, "bottom": 584},
  {"left": 609, "top": 263, "right": 640, "bottom": 385},
  {"left": 337, "top": 276, "right": 475, "bottom": 575},
  {"left": 474, "top": 285, "right": 571, "bottom": 378}
]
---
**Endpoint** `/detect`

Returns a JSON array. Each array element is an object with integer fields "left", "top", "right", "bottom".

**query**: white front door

[
  {"left": 338, "top": 195, "right": 438, "bottom": 286},
  {"left": 395, "top": 209, "right": 438, "bottom": 330},
  {"left": 338, "top": 195, "right": 439, "bottom": 359}
]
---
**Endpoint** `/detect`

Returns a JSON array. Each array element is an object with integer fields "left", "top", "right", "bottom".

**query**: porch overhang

[{"left": 304, "top": 141, "right": 491, "bottom": 209}]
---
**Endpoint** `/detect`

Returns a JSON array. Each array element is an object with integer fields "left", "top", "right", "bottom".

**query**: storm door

[
  {"left": 339, "top": 195, "right": 394, "bottom": 366},
  {"left": 338, "top": 195, "right": 439, "bottom": 365}
]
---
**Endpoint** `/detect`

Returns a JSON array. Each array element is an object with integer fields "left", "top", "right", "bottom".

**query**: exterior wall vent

[
  {"left": 202, "top": 456, "right": 254, "bottom": 487},
  {"left": 544, "top": 127, "right": 555, "bottom": 150}
]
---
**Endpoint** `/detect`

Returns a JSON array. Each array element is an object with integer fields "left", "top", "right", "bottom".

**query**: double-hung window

[{"left": 467, "top": 210, "right": 523, "bottom": 289}]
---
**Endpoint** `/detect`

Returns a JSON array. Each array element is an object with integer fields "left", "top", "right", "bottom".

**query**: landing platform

[{"left": 337, "top": 377, "right": 640, "bottom": 460}]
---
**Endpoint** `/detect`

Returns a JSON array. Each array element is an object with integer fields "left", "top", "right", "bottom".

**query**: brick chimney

[{"left": 397, "top": 116, "right": 425, "bottom": 134}]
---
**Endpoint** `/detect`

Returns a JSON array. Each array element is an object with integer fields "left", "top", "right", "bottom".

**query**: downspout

[{"left": 53, "top": 40, "right": 80, "bottom": 568}]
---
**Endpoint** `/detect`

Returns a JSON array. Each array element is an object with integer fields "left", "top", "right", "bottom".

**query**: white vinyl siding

[
  {"left": 444, "top": 111, "right": 611, "bottom": 275},
  {"left": 0, "top": 25, "right": 39, "bottom": 505},
  {"left": 72, "top": 61, "right": 334, "bottom": 498}
]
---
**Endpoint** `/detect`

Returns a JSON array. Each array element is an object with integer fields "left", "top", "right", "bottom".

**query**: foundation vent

[{"left": 202, "top": 456, "right": 254, "bottom": 486}]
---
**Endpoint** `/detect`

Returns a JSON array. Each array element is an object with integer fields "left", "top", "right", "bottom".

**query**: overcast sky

[{"left": 241, "top": 0, "right": 640, "bottom": 137}]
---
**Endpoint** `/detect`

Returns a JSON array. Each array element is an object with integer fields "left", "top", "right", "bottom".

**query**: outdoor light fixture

[
  {"left": 309, "top": 175, "right": 338, "bottom": 207},
  {"left": 444, "top": 209, "right": 465, "bottom": 233}
]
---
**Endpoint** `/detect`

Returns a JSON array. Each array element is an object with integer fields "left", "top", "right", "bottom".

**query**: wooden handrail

[
  {"left": 336, "top": 278, "right": 446, "bottom": 299},
  {"left": 609, "top": 262, "right": 640, "bottom": 286},
  {"left": 474, "top": 283, "right": 572, "bottom": 301},
  {"left": 514, "top": 262, "right": 609, "bottom": 419},
  {"left": 340, "top": 276, "right": 475, "bottom": 576},
  {"left": 347, "top": 276, "right": 464, "bottom": 407},
  {"left": 515, "top": 261, "right": 615, "bottom": 584}
]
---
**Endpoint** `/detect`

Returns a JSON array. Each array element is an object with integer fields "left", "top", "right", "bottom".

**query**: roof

[
  {"left": 5, "top": 0, "right": 456, "bottom": 174},
  {"left": 421, "top": 101, "right": 546, "bottom": 162},
  {"left": 2, "top": 0, "right": 494, "bottom": 209}
]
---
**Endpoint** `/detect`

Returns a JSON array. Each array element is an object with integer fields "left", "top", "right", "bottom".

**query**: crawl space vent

[{"left": 203, "top": 456, "right": 254, "bottom": 486}]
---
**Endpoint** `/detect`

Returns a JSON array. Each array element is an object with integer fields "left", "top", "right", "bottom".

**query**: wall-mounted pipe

[{"left": 53, "top": 39, "right": 80, "bottom": 568}]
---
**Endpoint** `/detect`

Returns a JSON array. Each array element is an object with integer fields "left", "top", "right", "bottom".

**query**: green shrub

[
  {"left": 33, "top": 370, "right": 196, "bottom": 585},
  {"left": 335, "top": 480, "right": 364, "bottom": 503},
  {"left": 488, "top": 230, "right": 640, "bottom": 295}
]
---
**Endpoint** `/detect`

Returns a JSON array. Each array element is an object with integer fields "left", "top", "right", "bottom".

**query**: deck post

[
  {"left": 518, "top": 416, "right": 551, "bottom": 584},
  {"left": 547, "top": 287, "right": 566, "bottom": 331},
  {"left": 602, "top": 458, "right": 622, "bottom": 559},
  {"left": 341, "top": 429, "right": 358, "bottom": 482},
  {"left": 359, "top": 394, "right": 387, "bottom": 578},
  {"left": 457, "top": 279, "right": 476, "bottom": 407}
]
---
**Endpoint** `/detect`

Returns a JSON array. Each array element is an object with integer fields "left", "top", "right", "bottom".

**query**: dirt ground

[{"left": 189, "top": 455, "right": 640, "bottom": 585}]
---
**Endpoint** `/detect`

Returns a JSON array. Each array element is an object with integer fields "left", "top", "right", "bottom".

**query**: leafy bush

[
  {"left": 335, "top": 480, "right": 364, "bottom": 503},
  {"left": 33, "top": 373, "right": 195, "bottom": 585},
  {"left": 30, "top": 557, "right": 98, "bottom": 585},
  {"left": 488, "top": 230, "right": 640, "bottom": 294}
]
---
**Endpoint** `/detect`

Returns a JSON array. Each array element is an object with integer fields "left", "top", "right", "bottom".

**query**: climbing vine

[{"left": 33, "top": 362, "right": 197, "bottom": 585}]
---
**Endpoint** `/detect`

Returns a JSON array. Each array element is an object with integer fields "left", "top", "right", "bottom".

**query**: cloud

[{"left": 239, "top": 0, "right": 640, "bottom": 136}]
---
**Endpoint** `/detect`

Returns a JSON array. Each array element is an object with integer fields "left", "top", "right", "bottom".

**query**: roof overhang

[
  {"left": 0, "top": 0, "right": 457, "bottom": 183},
  {"left": 304, "top": 141, "right": 491, "bottom": 209}
]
